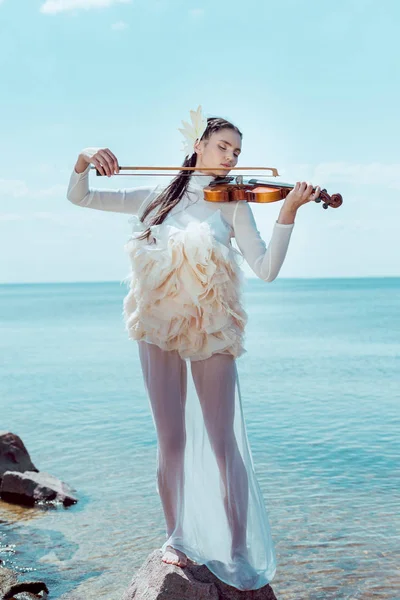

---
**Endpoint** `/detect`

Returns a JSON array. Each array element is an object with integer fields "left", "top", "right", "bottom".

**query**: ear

[{"left": 194, "top": 138, "right": 203, "bottom": 155}]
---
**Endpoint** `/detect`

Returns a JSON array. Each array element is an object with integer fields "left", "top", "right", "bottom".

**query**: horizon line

[{"left": 1, "top": 275, "right": 400, "bottom": 286}]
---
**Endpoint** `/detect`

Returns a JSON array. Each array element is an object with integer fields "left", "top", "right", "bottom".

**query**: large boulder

[
  {"left": 0, "top": 470, "right": 78, "bottom": 507},
  {"left": 0, "top": 431, "right": 38, "bottom": 481},
  {"left": 0, "top": 431, "right": 78, "bottom": 507},
  {"left": 122, "top": 549, "right": 277, "bottom": 600},
  {"left": 0, "top": 565, "right": 48, "bottom": 599}
]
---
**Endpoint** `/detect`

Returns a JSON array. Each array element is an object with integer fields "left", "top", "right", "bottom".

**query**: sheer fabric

[
  {"left": 66, "top": 160, "right": 296, "bottom": 589},
  {"left": 138, "top": 340, "right": 277, "bottom": 590}
]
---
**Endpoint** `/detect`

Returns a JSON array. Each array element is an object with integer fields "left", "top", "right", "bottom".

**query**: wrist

[
  {"left": 277, "top": 202, "right": 297, "bottom": 225},
  {"left": 74, "top": 154, "right": 90, "bottom": 174}
]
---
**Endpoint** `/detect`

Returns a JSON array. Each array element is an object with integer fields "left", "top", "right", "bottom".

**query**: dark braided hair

[{"left": 136, "top": 116, "right": 242, "bottom": 241}]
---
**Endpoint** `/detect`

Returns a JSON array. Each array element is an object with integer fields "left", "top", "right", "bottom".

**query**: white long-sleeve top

[{"left": 66, "top": 163, "right": 295, "bottom": 282}]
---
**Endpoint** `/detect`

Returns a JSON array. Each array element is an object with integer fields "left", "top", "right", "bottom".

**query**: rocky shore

[
  {"left": 0, "top": 431, "right": 78, "bottom": 598},
  {"left": 0, "top": 432, "right": 278, "bottom": 599}
]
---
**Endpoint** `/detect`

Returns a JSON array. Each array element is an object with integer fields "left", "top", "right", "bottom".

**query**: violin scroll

[{"left": 315, "top": 189, "right": 343, "bottom": 210}]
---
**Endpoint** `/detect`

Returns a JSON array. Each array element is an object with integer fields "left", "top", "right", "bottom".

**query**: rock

[
  {"left": 0, "top": 565, "right": 48, "bottom": 599},
  {"left": 122, "top": 549, "right": 277, "bottom": 600},
  {"left": 0, "top": 432, "right": 78, "bottom": 508},
  {"left": 0, "top": 471, "right": 78, "bottom": 507},
  {"left": 0, "top": 432, "right": 38, "bottom": 482}
]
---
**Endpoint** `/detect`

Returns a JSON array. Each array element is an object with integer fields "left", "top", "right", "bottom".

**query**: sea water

[{"left": 0, "top": 278, "right": 399, "bottom": 599}]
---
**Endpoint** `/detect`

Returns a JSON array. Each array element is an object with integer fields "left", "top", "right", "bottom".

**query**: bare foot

[
  {"left": 231, "top": 545, "right": 250, "bottom": 563},
  {"left": 162, "top": 545, "right": 188, "bottom": 567}
]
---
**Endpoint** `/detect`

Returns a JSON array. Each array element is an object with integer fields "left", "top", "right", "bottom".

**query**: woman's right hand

[{"left": 79, "top": 147, "right": 120, "bottom": 177}]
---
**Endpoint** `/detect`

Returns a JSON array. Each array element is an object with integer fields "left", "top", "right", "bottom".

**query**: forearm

[
  {"left": 232, "top": 200, "right": 295, "bottom": 282},
  {"left": 74, "top": 154, "right": 90, "bottom": 174},
  {"left": 256, "top": 222, "right": 294, "bottom": 281},
  {"left": 277, "top": 200, "right": 297, "bottom": 225},
  {"left": 66, "top": 156, "right": 156, "bottom": 215}
]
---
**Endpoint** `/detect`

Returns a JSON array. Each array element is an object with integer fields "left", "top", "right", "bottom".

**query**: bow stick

[{"left": 91, "top": 166, "right": 280, "bottom": 177}]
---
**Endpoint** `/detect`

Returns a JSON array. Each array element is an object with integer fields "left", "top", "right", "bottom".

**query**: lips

[{"left": 221, "top": 164, "right": 231, "bottom": 168}]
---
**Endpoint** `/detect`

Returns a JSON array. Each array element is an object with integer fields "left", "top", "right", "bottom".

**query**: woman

[{"left": 67, "top": 110, "right": 320, "bottom": 591}]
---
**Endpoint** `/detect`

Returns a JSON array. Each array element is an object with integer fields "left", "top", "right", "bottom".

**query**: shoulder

[
  {"left": 134, "top": 182, "right": 165, "bottom": 219},
  {"left": 220, "top": 200, "right": 255, "bottom": 228}
]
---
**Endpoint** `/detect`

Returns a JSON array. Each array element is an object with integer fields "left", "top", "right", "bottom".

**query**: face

[{"left": 194, "top": 127, "right": 242, "bottom": 177}]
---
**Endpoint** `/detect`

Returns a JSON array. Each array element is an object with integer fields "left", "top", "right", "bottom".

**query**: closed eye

[{"left": 219, "top": 144, "right": 239, "bottom": 157}]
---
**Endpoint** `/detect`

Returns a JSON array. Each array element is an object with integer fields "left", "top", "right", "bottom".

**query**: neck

[
  {"left": 194, "top": 164, "right": 219, "bottom": 178},
  {"left": 188, "top": 168, "right": 217, "bottom": 190}
]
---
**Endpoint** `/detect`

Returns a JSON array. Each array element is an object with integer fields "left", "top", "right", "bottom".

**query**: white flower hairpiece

[{"left": 178, "top": 105, "right": 208, "bottom": 157}]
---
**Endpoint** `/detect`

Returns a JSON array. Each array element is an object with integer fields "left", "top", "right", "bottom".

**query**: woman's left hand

[{"left": 285, "top": 181, "right": 321, "bottom": 210}]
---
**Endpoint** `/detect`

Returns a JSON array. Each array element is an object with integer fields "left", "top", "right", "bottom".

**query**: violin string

[{"left": 95, "top": 173, "right": 272, "bottom": 178}]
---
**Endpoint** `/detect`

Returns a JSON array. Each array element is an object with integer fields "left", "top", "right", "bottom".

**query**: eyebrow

[{"left": 219, "top": 139, "right": 241, "bottom": 152}]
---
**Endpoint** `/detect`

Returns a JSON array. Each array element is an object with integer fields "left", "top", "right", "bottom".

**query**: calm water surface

[{"left": 0, "top": 278, "right": 399, "bottom": 599}]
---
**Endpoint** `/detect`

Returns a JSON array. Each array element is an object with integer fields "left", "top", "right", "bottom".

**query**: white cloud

[
  {"left": 280, "top": 162, "right": 400, "bottom": 190},
  {"left": 189, "top": 8, "right": 204, "bottom": 18},
  {"left": 0, "top": 179, "right": 29, "bottom": 199},
  {"left": 40, "top": 0, "right": 131, "bottom": 15},
  {"left": 0, "top": 214, "right": 25, "bottom": 222},
  {"left": 0, "top": 212, "right": 66, "bottom": 223},
  {"left": 111, "top": 19, "right": 129, "bottom": 29},
  {"left": 0, "top": 180, "right": 67, "bottom": 200},
  {"left": 324, "top": 218, "right": 390, "bottom": 232}
]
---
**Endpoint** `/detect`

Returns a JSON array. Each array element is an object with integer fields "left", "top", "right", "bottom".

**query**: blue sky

[{"left": 0, "top": 0, "right": 399, "bottom": 283}]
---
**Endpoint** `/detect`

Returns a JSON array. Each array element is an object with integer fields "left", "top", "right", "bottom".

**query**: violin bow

[{"left": 90, "top": 166, "right": 280, "bottom": 177}]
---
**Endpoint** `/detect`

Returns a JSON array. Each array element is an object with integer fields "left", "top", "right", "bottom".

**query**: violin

[
  {"left": 92, "top": 165, "right": 343, "bottom": 210},
  {"left": 204, "top": 176, "right": 343, "bottom": 210}
]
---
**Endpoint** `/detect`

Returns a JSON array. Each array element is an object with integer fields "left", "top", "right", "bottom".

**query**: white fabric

[
  {"left": 122, "top": 209, "right": 248, "bottom": 362},
  {"left": 66, "top": 164, "right": 295, "bottom": 281},
  {"left": 66, "top": 163, "right": 296, "bottom": 590}
]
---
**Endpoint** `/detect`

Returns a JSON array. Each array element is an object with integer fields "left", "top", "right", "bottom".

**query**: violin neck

[{"left": 248, "top": 178, "right": 294, "bottom": 190}]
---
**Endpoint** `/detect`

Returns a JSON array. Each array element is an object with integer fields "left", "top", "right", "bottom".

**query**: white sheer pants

[
  {"left": 138, "top": 339, "right": 248, "bottom": 560},
  {"left": 137, "top": 339, "right": 276, "bottom": 590}
]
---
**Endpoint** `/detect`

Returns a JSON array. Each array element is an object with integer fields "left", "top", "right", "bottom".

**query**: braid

[
  {"left": 137, "top": 153, "right": 196, "bottom": 241},
  {"left": 136, "top": 116, "right": 242, "bottom": 242}
]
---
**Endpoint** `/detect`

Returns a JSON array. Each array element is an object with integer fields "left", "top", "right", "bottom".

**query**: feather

[{"left": 178, "top": 105, "right": 208, "bottom": 156}]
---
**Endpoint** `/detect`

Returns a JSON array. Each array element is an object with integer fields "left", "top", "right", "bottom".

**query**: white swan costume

[{"left": 67, "top": 163, "right": 295, "bottom": 590}]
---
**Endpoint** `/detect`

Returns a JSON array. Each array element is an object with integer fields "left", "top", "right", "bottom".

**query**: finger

[
  {"left": 300, "top": 181, "right": 309, "bottom": 199},
  {"left": 97, "top": 149, "right": 114, "bottom": 176},
  {"left": 304, "top": 182, "right": 313, "bottom": 199},
  {"left": 101, "top": 149, "right": 115, "bottom": 177},
  {"left": 92, "top": 156, "right": 106, "bottom": 176},
  {"left": 104, "top": 148, "right": 119, "bottom": 174},
  {"left": 312, "top": 185, "right": 321, "bottom": 198},
  {"left": 94, "top": 151, "right": 111, "bottom": 176}
]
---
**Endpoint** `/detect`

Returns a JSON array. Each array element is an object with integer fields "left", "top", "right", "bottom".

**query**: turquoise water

[{"left": 0, "top": 278, "right": 399, "bottom": 599}]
